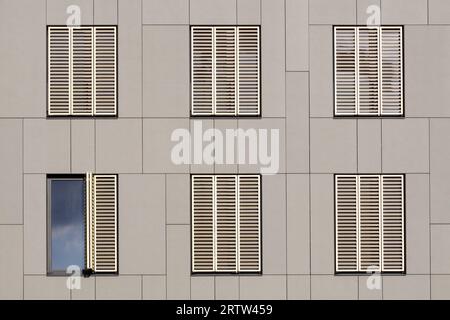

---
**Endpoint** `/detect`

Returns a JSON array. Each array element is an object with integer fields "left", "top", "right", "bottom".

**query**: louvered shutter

[
  {"left": 334, "top": 26, "right": 403, "bottom": 116},
  {"left": 381, "top": 175, "right": 404, "bottom": 272},
  {"left": 334, "top": 27, "right": 357, "bottom": 115},
  {"left": 48, "top": 26, "right": 117, "bottom": 116},
  {"left": 191, "top": 26, "right": 260, "bottom": 116},
  {"left": 335, "top": 175, "right": 358, "bottom": 272},
  {"left": 238, "top": 175, "right": 261, "bottom": 272},
  {"left": 380, "top": 27, "right": 403, "bottom": 115},
  {"left": 48, "top": 27, "right": 71, "bottom": 115},
  {"left": 94, "top": 27, "right": 117, "bottom": 115},
  {"left": 191, "top": 27, "right": 214, "bottom": 116},
  {"left": 359, "top": 175, "right": 381, "bottom": 272},
  {"left": 215, "top": 175, "right": 238, "bottom": 272},
  {"left": 357, "top": 28, "right": 379, "bottom": 115},
  {"left": 238, "top": 27, "right": 260, "bottom": 115},
  {"left": 86, "top": 173, "right": 117, "bottom": 273},
  {"left": 192, "top": 175, "right": 215, "bottom": 272},
  {"left": 72, "top": 27, "right": 93, "bottom": 115},
  {"left": 215, "top": 27, "right": 237, "bottom": 115}
]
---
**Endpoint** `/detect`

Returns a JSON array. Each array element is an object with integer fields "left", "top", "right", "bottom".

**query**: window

[
  {"left": 191, "top": 175, "right": 261, "bottom": 273},
  {"left": 191, "top": 26, "right": 260, "bottom": 116},
  {"left": 334, "top": 26, "right": 403, "bottom": 116},
  {"left": 47, "top": 173, "right": 118, "bottom": 275},
  {"left": 335, "top": 174, "right": 405, "bottom": 273},
  {"left": 47, "top": 26, "right": 117, "bottom": 116}
]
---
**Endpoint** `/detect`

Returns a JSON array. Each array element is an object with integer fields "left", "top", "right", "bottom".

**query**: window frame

[
  {"left": 189, "top": 25, "right": 262, "bottom": 118},
  {"left": 190, "top": 173, "right": 262, "bottom": 275},
  {"left": 332, "top": 25, "right": 405, "bottom": 118},
  {"left": 333, "top": 173, "right": 406, "bottom": 275},
  {"left": 46, "top": 25, "right": 118, "bottom": 118}
]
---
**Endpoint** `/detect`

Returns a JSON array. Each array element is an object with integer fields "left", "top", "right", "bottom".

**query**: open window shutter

[
  {"left": 48, "top": 27, "right": 71, "bottom": 115},
  {"left": 86, "top": 174, "right": 117, "bottom": 273},
  {"left": 358, "top": 175, "right": 381, "bottom": 272},
  {"left": 238, "top": 175, "right": 261, "bottom": 272},
  {"left": 215, "top": 176, "right": 238, "bottom": 272},
  {"left": 381, "top": 175, "right": 404, "bottom": 272},
  {"left": 237, "top": 27, "right": 260, "bottom": 116},
  {"left": 334, "top": 27, "right": 357, "bottom": 115},
  {"left": 214, "top": 27, "right": 237, "bottom": 115},
  {"left": 335, "top": 175, "right": 358, "bottom": 272},
  {"left": 192, "top": 175, "right": 215, "bottom": 272},
  {"left": 94, "top": 27, "right": 117, "bottom": 115},
  {"left": 380, "top": 27, "right": 403, "bottom": 116},
  {"left": 72, "top": 27, "right": 94, "bottom": 115},
  {"left": 191, "top": 27, "right": 214, "bottom": 116},
  {"left": 357, "top": 28, "right": 379, "bottom": 115}
]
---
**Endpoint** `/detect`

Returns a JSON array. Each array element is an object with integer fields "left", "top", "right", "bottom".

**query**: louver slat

[
  {"left": 357, "top": 28, "right": 379, "bottom": 115},
  {"left": 48, "top": 27, "right": 71, "bottom": 115},
  {"left": 192, "top": 175, "right": 215, "bottom": 272},
  {"left": 381, "top": 27, "right": 403, "bottom": 115},
  {"left": 334, "top": 27, "right": 357, "bottom": 115},
  {"left": 191, "top": 27, "right": 214, "bottom": 115},
  {"left": 238, "top": 175, "right": 261, "bottom": 272},
  {"left": 92, "top": 174, "right": 117, "bottom": 273},
  {"left": 215, "top": 27, "right": 237, "bottom": 115},
  {"left": 335, "top": 175, "right": 358, "bottom": 272},
  {"left": 94, "top": 27, "right": 116, "bottom": 115},
  {"left": 215, "top": 176, "right": 237, "bottom": 272},
  {"left": 237, "top": 27, "right": 260, "bottom": 116},
  {"left": 359, "top": 175, "right": 381, "bottom": 272},
  {"left": 72, "top": 27, "right": 93, "bottom": 115},
  {"left": 381, "top": 175, "right": 404, "bottom": 272}
]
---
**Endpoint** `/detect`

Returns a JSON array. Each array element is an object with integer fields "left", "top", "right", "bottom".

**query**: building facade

[{"left": 0, "top": 0, "right": 449, "bottom": 300}]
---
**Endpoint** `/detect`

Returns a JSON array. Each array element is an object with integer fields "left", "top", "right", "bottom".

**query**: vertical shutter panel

[
  {"left": 335, "top": 175, "right": 358, "bottom": 272},
  {"left": 358, "top": 175, "right": 381, "bottom": 272},
  {"left": 381, "top": 175, "right": 404, "bottom": 272},
  {"left": 215, "top": 176, "right": 237, "bottom": 272},
  {"left": 48, "top": 27, "right": 71, "bottom": 115},
  {"left": 334, "top": 27, "right": 357, "bottom": 115},
  {"left": 86, "top": 173, "right": 94, "bottom": 271},
  {"left": 214, "top": 27, "right": 237, "bottom": 115},
  {"left": 94, "top": 27, "right": 117, "bottom": 115},
  {"left": 237, "top": 27, "right": 260, "bottom": 116},
  {"left": 238, "top": 175, "right": 261, "bottom": 272},
  {"left": 72, "top": 27, "right": 94, "bottom": 115},
  {"left": 92, "top": 174, "right": 117, "bottom": 273},
  {"left": 357, "top": 28, "right": 379, "bottom": 115},
  {"left": 192, "top": 175, "right": 215, "bottom": 272},
  {"left": 380, "top": 27, "right": 403, "bottom": 115},
  {"left": 191, "top": 27, "right": 214, "bottom": 116}
]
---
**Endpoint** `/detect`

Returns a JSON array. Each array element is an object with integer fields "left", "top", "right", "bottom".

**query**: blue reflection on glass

[{"left": 50, "top": 179, "right": 85, "bottom": 272}]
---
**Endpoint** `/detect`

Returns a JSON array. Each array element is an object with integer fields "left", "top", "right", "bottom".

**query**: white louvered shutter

[
  {"left": 380, "top": 27, "right": 403, "bottom": 115},
  {"left": 86, "top": 173, "right": 117, "bottom": 273},
  {"left": 191, "top": 26, "right": 260, "bottom": 116},
  {"left": 358, "top": 175, "right": 381, "bottom": 272},
  {"left": 335, "top": 175, "right": 358, "bottom": 272},
  {"left": 191, "top": 27, "right": 214, "bottom": 116},
  {"left": 214, "top": 27, "right": 237, "bottom": 115},
  {"left": 238, "top": 175, "right": 261, "bottom": 272},
  {"left": 215, "top": 175, "right": 238, "bottom": 272},
  {"left": 48, "top": 27, "right": 71, "bottom": 115},
  {"left": 48, "top": 26, "right": 117, "bottom": 116},
  {"left": 334, "top": 27, "right": 357, "bottom": 115},
  {"left": 357, "top": 28, "right": 379, "bottom": 115},
  {"left": 334, "top": 26, "right": 403, "bottom": 116},
  {"left": 192, "top": 175, "right": 215, "bottom": 272},
  {"left": 72, "top": 27, "right": 93, "bottom": 115},
  {"left": 381, "top": 175, "right": 404, "bottom": 272},
  {"left": 238, "top": 27, "right": 260, "bottom": 115},
  {"left": 94, "top": 27, "right": 117, "bottom": 115}
]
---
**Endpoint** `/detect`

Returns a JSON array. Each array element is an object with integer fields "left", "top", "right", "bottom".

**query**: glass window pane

[{"left": 49, "top": 178, "right": 85, "bottom": 273}]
